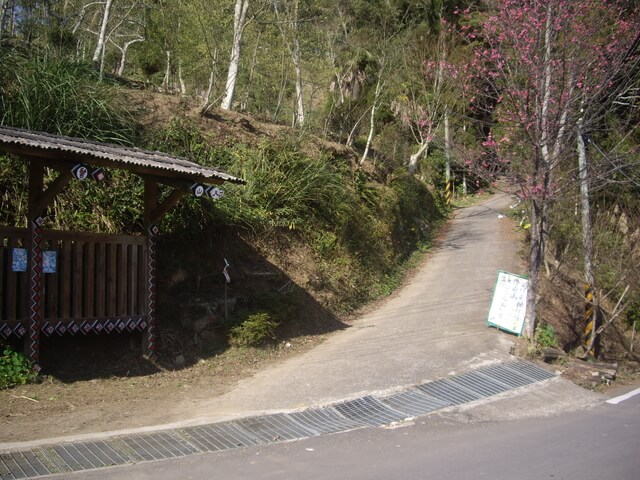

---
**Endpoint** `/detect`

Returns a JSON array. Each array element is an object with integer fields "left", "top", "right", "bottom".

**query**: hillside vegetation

[
  {"left": 1, "top": 0, "right": 640, "bottom": 378},
  {"left": 0, "top": 51, "right": 445, "bottom": 372}
]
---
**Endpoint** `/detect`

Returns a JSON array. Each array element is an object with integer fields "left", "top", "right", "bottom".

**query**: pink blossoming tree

[{"left": 460, "top": 0, "right": 639, "bottom": 337}]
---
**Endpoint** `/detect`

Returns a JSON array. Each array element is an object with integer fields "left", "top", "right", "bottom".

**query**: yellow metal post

[{"left": 583, "top": 283, "right": 595, "bottom": 354}]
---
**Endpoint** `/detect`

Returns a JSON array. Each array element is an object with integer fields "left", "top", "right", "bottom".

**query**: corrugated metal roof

[{"left": 0, "top": 126, "right": 245, "bottom": 185}]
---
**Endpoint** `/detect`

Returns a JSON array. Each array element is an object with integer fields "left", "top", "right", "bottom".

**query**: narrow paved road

[{"left": 172, "top": 193, "right": 534, "bottom": 422}]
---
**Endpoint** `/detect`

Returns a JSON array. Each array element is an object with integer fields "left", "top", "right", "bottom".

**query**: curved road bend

[{"left": 172, "top": 193, "right": 536, "bottom": 422}]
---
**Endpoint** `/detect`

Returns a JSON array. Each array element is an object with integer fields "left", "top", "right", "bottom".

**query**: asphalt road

[{"left": 64, "top": 390, "right": 640, "bottom": 480}]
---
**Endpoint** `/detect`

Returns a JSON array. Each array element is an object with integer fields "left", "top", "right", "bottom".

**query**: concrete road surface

[{"left": 167, "top": 193, "right": 586, "bottom": 426}]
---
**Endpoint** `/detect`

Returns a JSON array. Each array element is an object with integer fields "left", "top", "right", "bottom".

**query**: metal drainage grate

[
  {"left": 379, "top": 388, "right": 451, "bottom": 417},
  {"left": 234, "top": 414, "right": 316, "bottom": 443},
  {"left": 119, "top": 432, "right": 199, "bottom": 461},
  {"left": 0, "top": 361, "right": 555, "bottom": 480},
  {"left": 416, "top": 378, "right": 483, "bottom": 405},
  {"left": 333, "top": 396, "right": 408, "bottom": 427},
  {"left": 182, "top": 421, "right": 262, "bottom": 452},
  {"left": 448, "top": 370, "right": 512, "bottom": 398},
  {"left": 285, "top": 407, "right": 365, "bottom": 435},
  {"left": 475, "top": 364, "right": 536, "bottom": 388},
  {"left": 503, "top": 361, "right": 556, "bottom": 382}
]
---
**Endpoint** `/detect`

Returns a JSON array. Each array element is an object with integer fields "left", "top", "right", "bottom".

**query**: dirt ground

[
  {"left": 0, "top": 332, "right": 328, "bottom": 443},
  {"left": 0, "top": 92, "right": 362, "bottom": 445},
  {"left": 0, "top": 233, "right": 344, "bottom": 444}
]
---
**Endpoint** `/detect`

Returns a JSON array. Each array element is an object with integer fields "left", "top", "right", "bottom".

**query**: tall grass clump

[
  {"left": 0, "top": 49, "right": 141, "bottom": 231},
  {"left": 225, "top": 137, "right": 355, "bottom": 231},
  {"left": 146, "top": 121, "right": 357, "bottom": 235},
  {"left": 0, "top": 49, "right": 137, "bottom": 144}
]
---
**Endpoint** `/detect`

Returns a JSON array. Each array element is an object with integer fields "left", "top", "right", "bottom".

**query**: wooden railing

[{"left": 1, "top": 227, "right": 147, "bottom": 327}]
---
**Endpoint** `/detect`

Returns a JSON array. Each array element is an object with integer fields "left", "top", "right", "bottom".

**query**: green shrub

[
  {"left": 229, "top": 313, "right": 279, "bottom": 347},
  {"left": 0, "top": 346, "right": 38, "bottom": 389},
  {"left": 626, "top": 299, "right": 640, "bottom": 329},
  {"left": 534, "top": 324, "right": 559, "bottom": 349}
]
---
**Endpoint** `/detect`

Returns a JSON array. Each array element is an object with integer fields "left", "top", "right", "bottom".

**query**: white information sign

[{"left": 487, "top": 270, "right": 528, "bottom": 335}]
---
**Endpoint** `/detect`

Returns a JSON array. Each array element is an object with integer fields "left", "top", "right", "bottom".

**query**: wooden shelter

[{"left": 0, "top": 126, "right": 244, "bottom": 368}]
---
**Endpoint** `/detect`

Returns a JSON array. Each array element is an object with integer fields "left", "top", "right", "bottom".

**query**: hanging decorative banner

[
  {"left": 190, "top": 183, "right": 205, "bottom": 197},
  {"left": 206, "top": 186, "right": 224, "bottom": 200},
  {"left": 487, "top": 270, "right": 528, "bottom": 335},
  {"left": 12, "top": 248, "right": 27, "bottom": 272},
  {"left": 43, "top": 251, "right": 57, "bottom": 274},
  {"left": 71, "top": 163, "right": 89, "bottom": 180}
]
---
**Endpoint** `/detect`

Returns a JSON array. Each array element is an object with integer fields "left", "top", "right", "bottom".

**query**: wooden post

[
  {"left": 141, "top": 178, "right": 186, "bottom": 360},
  {"left": 143, "top": 179, "right": 158, "bottom": 360},
  {"left": 26, "top": 161, "right": 45, "bottom": 370}
]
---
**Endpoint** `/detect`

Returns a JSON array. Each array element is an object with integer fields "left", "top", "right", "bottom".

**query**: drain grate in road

[
  {"left": 476, "top": 364, "right": 536, "bottom": 388},
  {"left": 379, "top": 389, "right": 451, "bottom": 417},
  {"left": 1, "top": 452, "right": 47, "bottom": 478},
  {"left": 183, "top": 421, "right": 263, "bottom": 451},
  {"left": 416, "top": 378, "right": 483, "bottom": 405},
  {"left": 0, "top": 361, "right": 555, "bottom": 479},
  {"left": 234, "top": 414, "right": 317, "bottom": 443},
  {"left": 503, "top": 361, "right": 556, "bottom": 382},
  {"left": 449, "top": 370, "right": 512, "bottom": 398},
  {"left": 333, "top": 396, "right": 408, "bottom": 427},
  {"left": 120, "top": 431, "right": 199, "bottom": 461},
  {"left": 79, "top": 440, "right": 129, "bottom": 466},
  {"left": 285, "top": 407, "right": 365, "bottom": 435}
]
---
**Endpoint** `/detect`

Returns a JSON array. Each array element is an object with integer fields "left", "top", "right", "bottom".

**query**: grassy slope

[{"left": 122, "top": 90, "right": 446, "bottom": 365}]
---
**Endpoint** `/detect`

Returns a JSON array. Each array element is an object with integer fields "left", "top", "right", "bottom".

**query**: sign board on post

[{"left": 487, "top": 270, "right": 528, "bottom": 335}]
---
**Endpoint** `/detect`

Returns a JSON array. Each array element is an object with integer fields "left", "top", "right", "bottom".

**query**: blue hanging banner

[
  {"left": 11, "top": 248, "right": 27, "bottom": 272},
  {"left": 43, "top": 251, "right": 57, "bottom": 274}
]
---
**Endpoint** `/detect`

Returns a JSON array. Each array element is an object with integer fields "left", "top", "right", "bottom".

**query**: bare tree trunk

[
  {"left": 345, "top": 107, "right": 370, "bottom": 148},
  {"left": 115, "top": 37, "right": 144, "bottom": 76},
  {"left": 292, "top": 35, "right": 305, "bottom": 126},
  {"left": 361, "top": 75, "right": 384, "bottom": 165},
  {"left": 273, "top": 0, "right": 305, "bottom": 126},
  {"left": 92, "top": 0, "right": 113, "bottom": 64},
  {"left": 202, "top": 49, "right": 219, "bottom": 109},
  {"left": 0, "top": 0, "right": 8, "bottom": 37},
  {"left": 577, "top": 116, "right": 597, "bottom": 354},
  {"left": 524, "top": 5, "right": 557, "bottom": 339},
  {"left": 273, "top": 50, "right": 288, "bottom": 122},
  {"left": 162, "top": 50, "right": 171, "bottom": 92},
  {"left": 221, "top": 0, "right": 250, "bottom": 110},
  {"left": 408, "top": 139, "right": 430, "bottom": 174},
  {"left": 241, "top": 30, "right": 261, "bottom": 111},
  {"left": 178, "top": 61, "right": 187, "bottom": 96},
  {"left": 525, "top": 197, "right": 543, "bottom": 338}
]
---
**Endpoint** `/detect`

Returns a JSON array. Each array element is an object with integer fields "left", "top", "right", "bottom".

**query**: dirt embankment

[{"left": 0, "top": 92, "right": 362, "bottom": 444}]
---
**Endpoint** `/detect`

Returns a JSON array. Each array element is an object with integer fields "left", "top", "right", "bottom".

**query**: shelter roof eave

[{"left": 0, "top": 126, "right": 245, "bottom": 185}]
